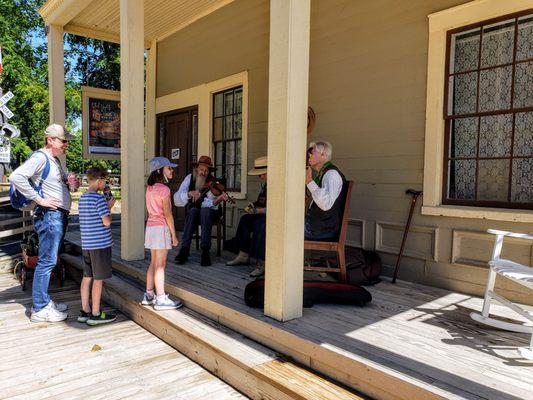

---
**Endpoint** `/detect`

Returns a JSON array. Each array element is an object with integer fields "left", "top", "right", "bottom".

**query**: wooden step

[{"left": 61, "top": 253, "right": 364, "bottom": 400}]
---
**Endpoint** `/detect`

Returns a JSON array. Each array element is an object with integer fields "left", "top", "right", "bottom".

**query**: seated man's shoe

[
  {"left": 175, "top": 246, "right": 190, "bottom": 264},
  {"left": 226, "top": 251, "right": 249, "bottom": 266},
  {"left": 200, "top": 249, "right": 212, "bottom": 267},
  {"left": 250, "top": 261, "right": 265, "bottom": 277}
]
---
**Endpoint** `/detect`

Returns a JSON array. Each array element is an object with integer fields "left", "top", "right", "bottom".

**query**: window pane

[
  {"left": 479, "top": 66, "right": 512, "bottom": 112},
  {"left": 480, "top": 19, "right": 515, "bottom": 68},
  {"left": 225, "top": 141, "right": 235, "bottom": 165},
  {"left": 514, "top": 112, "right": 533, "bottom": 156},
  {"left": 450, "top": 117, "right": 478, "bottom": 157},
  {"left": 479, "top": 114, "right": 513, "bottom": 157},
  {"left": 511, "top": 158, "right": 533, "bottom": 202},
  {"left": 226, "top": 165, "right": 235, "bottom": 189},
  {"left": 215, "top": 142, "right": 223, "bottom": 165},
  {"left": 216, "top": 166, "right": 223, "bottom": 178},
  {"left": 517, "top": 15, "right": 533, "bottom": 61},
  {"left": 448, "top": 160, "right": 476, "bottom": 199},
  {"left": 450, "top": 29, "right": 480, "bottom": 73},
  {"left": 213, "top": 117, "right": 223, "bottom": 141},
  {"left": 234, "top": 113, "right": 242, "bottom": 138},
  {"left": 513, "top": 61, "right": 533, "bottom": 108},
  {"left": 214, "top": 93, "right": 224, "bottom": 117},
  {"left": 235, "top": 166, "right": 241, "bottom": 190},
  {"left": 477, "top": 159, "right": 510, "bottom": 201},
  {"left": 224, "top": 116, "right": 233, "bottom": 139},
  {"left": 235, "top": 88, "right": 243, "bottom": 113},
  {"left": 224, "top": 91, "right": 234, "bottom": 115},
  {"left": 236, "top": 140, "right": 242, "bottom": 164},
  {"left": 449, "top": 72, "right": 477, "bottom": 115}
]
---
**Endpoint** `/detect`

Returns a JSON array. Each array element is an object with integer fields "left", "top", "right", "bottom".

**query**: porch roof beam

[
  {"left": 63, "top": 23, "right": 152, "bottom": 49},
  {"left": 39, "top": 0, "right": 95, "bottom": 26}
]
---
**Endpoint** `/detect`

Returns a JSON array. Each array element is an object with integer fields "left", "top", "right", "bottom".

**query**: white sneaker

[
  {"left": 250, "top": 262, "right": 265, "bottom": 277},
  {"left": 31, "top": 300, "right": 68, "bottom": 314},
  {"left": 153, "top": 294, "right": 183, "bottom": 311},
  {"left": 30, "top": 302, "right": 68, "bottom": 322},
  {"left": 141, "top": 292, "right": 155, "bottom": 305},
  {"left": 226, "top": 251, "right": 250, "bottom": 266}
]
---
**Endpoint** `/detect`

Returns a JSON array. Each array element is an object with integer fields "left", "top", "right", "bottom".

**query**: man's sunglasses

[{"left": 54, "top": 137, "right": 69, "bottom": 144}]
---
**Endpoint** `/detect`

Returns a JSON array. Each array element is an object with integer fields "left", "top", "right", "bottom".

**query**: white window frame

[{"left": 422, "top": 0, "right": 533, "bottom": 223}]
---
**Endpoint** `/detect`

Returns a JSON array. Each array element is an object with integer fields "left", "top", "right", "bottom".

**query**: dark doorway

[{"left": 156, "top": 106, "right": 198, "bottom": 231}]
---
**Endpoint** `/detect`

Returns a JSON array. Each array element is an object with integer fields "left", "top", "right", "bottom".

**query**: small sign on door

[{"left": 171, "top": 148, "right": 180, "bottom": 160}]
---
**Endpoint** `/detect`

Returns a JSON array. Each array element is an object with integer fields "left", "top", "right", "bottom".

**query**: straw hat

[{"left": 248, "top": 156, "right": 267, "bottom": 176}]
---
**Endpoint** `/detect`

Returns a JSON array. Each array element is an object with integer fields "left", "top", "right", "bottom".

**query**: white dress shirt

[
  {"left": 173, "top": 173, "right": 218, "bottom": 210},
  {"left": 306, "top": 169, "right": 343, "bottom": 211}
]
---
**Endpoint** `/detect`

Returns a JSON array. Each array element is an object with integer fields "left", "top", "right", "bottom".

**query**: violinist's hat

[
  {"left": 248, "top": 156, "right": 267, "bottom": 176},
  {"left": 192, "top": 155, "right": 215, "bottom": 171}
]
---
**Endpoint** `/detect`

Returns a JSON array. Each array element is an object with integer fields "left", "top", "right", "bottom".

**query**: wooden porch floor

[
  {"left": 0, "top": 274, "right": 246, "bottom": 400},
  {"left": 65, "top": 227, "right": 533, "bottom": 400}
]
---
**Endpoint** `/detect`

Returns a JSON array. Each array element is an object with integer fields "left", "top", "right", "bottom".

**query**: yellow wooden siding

[{"left": 156, "top": 0, "right": 533, "bottom": 303}]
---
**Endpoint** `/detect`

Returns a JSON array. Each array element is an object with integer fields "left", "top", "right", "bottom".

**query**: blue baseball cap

[{"left": 149, "top": 156, "right": 177, "bottom": 172}]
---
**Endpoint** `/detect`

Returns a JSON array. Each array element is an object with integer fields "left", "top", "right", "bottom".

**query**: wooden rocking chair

[
  {"left": 470, "top": 229, "right": 533, "bottom": 360},
  {"left": 304, "top": 181, "right": 353, "bottom": 283}
]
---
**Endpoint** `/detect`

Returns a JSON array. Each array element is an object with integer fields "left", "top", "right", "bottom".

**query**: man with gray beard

[{"left": 173, "top": 156, "right": 228, "bottom": 266}]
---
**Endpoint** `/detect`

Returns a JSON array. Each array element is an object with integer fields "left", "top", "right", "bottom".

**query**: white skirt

[{"left": 145, "top": 225, "right": 171, "bottom": 250}]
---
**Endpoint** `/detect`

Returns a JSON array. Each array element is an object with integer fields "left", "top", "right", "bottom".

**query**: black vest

[
  {"left": 187, "top": 174, "right": 206, "bottom": 209},
  {"left": 307, "top": 164, "right": 347, "bottom": 238}
]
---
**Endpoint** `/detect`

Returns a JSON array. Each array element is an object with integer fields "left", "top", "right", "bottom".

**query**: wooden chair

[
  {"left": 304, "top": 181, "right": 353, "bottom": 283},
  {"left": 194, "top": 201, "right": 226, "bottom": 256},
  {"left": 470, "top": 229, "right": 533, "bottom": 360}
]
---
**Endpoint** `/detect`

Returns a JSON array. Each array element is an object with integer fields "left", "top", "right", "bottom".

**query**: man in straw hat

[
  {"left": 225, "top": 156, "right": 268, "bottom": 277},
  {"left": 9, "top": 124, "right": 79, "bottom": 322},
  {"left": 173, "top": 155, "right": 229, "bottom": 266}
]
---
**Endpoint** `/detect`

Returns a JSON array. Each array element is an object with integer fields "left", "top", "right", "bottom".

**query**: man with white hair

[
  {"left": 9, "top": 124, "right": 79, "bottom": 322},
  {"left": 305, "top": 141, "right": 348, "bottom": 240}
]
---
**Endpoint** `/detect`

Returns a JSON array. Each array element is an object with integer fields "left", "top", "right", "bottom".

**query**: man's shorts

[{"left": 82, "top": 247, "right": 112, "bottom": 280}]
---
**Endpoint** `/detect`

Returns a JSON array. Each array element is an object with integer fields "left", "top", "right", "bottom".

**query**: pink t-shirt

[{"left": 146, "top": 183, "right": 171, "bottom": 227}]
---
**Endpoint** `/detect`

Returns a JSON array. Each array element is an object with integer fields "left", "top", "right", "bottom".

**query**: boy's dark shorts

[{"left": 82, "top": 247, "right": 112, "bottom": 280}]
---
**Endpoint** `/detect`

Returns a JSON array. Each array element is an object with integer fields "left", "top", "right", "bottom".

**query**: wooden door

[{"left": 157, "top": 106, "right": 198, "bottom": 231}]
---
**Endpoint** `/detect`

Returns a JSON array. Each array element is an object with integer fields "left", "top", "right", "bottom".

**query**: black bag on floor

[
  {"left": 244, "top": 279, "right": 372, "bottom": 308},
  {"left": 346, "top": 248, "right": 382, "bottom": 285}
]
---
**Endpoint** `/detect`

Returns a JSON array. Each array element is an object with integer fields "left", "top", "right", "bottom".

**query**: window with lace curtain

[{"left": 444, "top": 11, "right": 533, "bottom": 210}]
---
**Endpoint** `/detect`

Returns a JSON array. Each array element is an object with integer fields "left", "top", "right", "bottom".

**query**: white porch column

[
  {"left": 264, "top": 0, "right": 310, "bottom": 321},
  {"left": 47, "top": 24, "right": 66, "bottom": 165},
  {"left": 145, "top": 40, "right": 157, "bottom": 174},
  {"left": 120, "top": 0, "right": 145, "bottom": 260}
]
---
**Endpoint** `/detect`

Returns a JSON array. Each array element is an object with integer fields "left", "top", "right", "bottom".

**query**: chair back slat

[{"left": 338, "top": 181, "right": 353, "bottom": 245}]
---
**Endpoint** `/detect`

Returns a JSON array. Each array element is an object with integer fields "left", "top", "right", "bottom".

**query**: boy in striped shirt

[{"left": 78, "top": 167, "right": 116, "bottom": 325}]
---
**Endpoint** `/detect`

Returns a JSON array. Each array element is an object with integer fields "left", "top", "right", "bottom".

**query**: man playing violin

[
  {"left": 305, "top": 141, "right": 348, "bottom": 240},
  {"left": 173, "top": 155, "right": 229, "bottom": 266}
]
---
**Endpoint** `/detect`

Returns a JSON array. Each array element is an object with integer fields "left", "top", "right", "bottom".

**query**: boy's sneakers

[
  {"left": 30, "top": 301, "right": 68, "bottom": 323},
  {"left": 153, "top": 294, "right": 183, "bottom": 311},
  {"left": 77, "top": 310, "right": 91, "bottom": 323},
  {"left": 141, "top": 292, "right": 155, "bottom": 305},
  {"left": 86, "top": 311, "right": 117, "bottom": 326}
]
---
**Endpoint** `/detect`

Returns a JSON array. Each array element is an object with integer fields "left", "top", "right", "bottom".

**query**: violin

[{"left": 198, "top": 174, "right": 235, "bottom": 204}]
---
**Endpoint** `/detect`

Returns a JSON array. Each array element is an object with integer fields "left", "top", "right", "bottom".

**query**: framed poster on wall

[{"left": 82, "top": 86, "right": 121, "bottom": 160}]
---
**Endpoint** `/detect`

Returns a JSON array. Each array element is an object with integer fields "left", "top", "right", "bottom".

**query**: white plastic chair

[{"left": 470, "top": 229, "right": 533, "bottom": 360}]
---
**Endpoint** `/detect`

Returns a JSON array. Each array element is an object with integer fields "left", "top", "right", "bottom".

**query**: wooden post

[
  {"left": 120, "top": 0, "right": 145, "bottom": 260},
  {"left": 264, "top": 0, "right": 310, "bottom": 321},
  {"left": 145, "top": 40, "right": 157, "bottom": 174},
  {"left": 47, "top": 24, "right": 67, "bottom": 166}
]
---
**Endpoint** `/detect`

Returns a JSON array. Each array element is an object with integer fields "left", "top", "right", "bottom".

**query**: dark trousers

[
  {"left": 235, "top": 213, "right": 266, "bottom": 260},
  {"left": 180, "top": 207, "right": 219, "bottom": 250}
]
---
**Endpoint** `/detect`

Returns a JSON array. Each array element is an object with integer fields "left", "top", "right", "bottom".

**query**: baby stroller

[{"left": 13, "top": 231, "right": 66, "bottom": 291}]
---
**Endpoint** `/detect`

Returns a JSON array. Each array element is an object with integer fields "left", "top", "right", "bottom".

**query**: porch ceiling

[{"left": 39, "top": 0, "right": 234, "bottom": 47}]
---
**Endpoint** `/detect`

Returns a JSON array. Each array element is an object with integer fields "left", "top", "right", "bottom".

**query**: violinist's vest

[
  {"left": 187, "top": 175, "right": 203, "bottom": 209},
  {"left": 307, "top": 164, "right": 347, "bottom": 238}
]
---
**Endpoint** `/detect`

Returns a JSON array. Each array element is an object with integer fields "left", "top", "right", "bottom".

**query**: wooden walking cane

[{"left": 392, "top": 189, "right": 423, "bottom": 284}]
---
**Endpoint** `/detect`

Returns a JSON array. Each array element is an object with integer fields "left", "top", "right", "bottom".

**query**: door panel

[{"left": 157, "top": 107, "right": 198, "bottom": 231}]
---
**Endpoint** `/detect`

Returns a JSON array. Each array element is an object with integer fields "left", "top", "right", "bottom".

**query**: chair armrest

[{"left": 488, "top": 229, "right": 533, "bottom": 241}]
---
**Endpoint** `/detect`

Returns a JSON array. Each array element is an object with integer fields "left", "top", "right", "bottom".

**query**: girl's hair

[{"left": 147, "top": 169, "right": 165, "bottom": 186}]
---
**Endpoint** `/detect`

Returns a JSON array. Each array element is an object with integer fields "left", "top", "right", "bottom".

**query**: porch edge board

[
  {"left": 61, "top": 253, "right": 364, "bottom": 400},
  {"left": 64, "top": 240, "right": 450, "bottom": 400}
]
